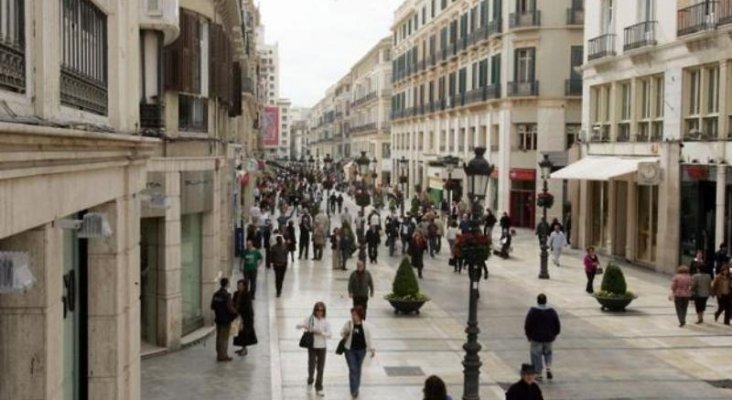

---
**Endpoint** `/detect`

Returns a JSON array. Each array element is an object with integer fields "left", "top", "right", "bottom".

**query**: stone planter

[
  {"left": 594, "top": 294, "right": 636, "bottom": 312},
  {"left": 386, "top": 299, "right": 428, "bottom": 315}
]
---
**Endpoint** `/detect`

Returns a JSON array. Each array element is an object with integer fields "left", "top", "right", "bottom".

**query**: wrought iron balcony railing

[
  {"left": 567, "top": 7, "right": 584, "bottom": 25},
  {"left": 678, "top": 1, "right": 718, "bottom": 36},
  {"left": 587, "top": 33, "right": 616, "bottom": 61},
  {"left": 507, "top": 81, "right": 539, "bottom": 97},
  {"left": 509, "top": 10, "right": 541, "bottom": 29},
  {"left": 624, "top": 21, "right": 657, "bottom": 51},
  {"left": 565, "top": 79, "right": 582, "bottom": 96}
]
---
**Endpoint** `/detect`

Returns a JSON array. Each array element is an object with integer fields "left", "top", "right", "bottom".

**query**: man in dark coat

[
  {"left": 524, "top": 293, "right": 561, "bottom": 381},
  {"left": 505, "top": 364, "right": 544, "bottom": 400},
  {"left": 210, "top": 278, "right": 237, "bottom": 362},
  {"left": 336, "top": 193, "right": 344, "bottom": 213},
  {"left": 365, "top": 225, "right": 380, "bottom": 264}
]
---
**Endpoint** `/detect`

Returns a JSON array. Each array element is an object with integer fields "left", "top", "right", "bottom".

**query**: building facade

[
  {"left": 349, "top": 37, "right": 394, "bottom": 186},
  {"left": 556, "top": 0, "right": 732, "bottom": 273},
  {"left": 308, "top": 76, "right": 353, "bottom": 161},
  {"left": 390, "top": 0, "right": 584, "bottom": 226},
  {"left": 0, "top": 0, "right": 260, "bottom": 399},
  {"left": 277, "top": 97, "right": 291, "bottom": 158}
]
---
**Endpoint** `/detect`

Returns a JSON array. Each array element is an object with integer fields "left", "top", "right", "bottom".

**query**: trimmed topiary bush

[
  {"left": 385, "top": 257, "right": 429, "bottom": 301},
  {"left": 600, "top": 262, "right": 628, "bottom": 295}
]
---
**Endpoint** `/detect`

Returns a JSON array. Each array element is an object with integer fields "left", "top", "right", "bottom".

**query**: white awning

[{"left": 550, "top": 156, "right": 659, "bottom": 181}]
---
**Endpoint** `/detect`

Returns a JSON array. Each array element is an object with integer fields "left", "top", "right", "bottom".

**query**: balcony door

[{"left": 514, "top": 48, "right": 535, "bottom": 83}]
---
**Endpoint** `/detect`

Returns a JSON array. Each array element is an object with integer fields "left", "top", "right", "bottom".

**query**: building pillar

[
  {"left": 605, "top": 181, "right": 616, "bottom": 253},
  {"left": 497, "top": 110, "right": 512, "bottom": 215},
  {"left": 161, "top": 171, "right": 182, "bottom": 349},
  {"left": 202, "top": 166, "right": 221, "bottom": 326},
  {"left": 626, "top": 181, "right": 638, "bottom": 260},
  {"left": 87, "top": 196, "right": 140, "bottom": 400},
  {"left": 656, "top": 142, "right": 682, "bottom": 273},
  {"left": 716, "top": 166, "right": 726, "bottom": 249},
  {"left": 0, "top": 224, "right": 61, "bottom": 400}
]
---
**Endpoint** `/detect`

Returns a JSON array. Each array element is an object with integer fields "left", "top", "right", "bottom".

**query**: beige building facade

[
  {"left": 308, "top": 76, "right": 353, "bottom": 161},
  {"left": 391, "top": 0, "right": 583, "bottom": 227},
  {"left": 0, "top": 1, "right": 260, "bottom": 399},
  {"left": 349, "top": 37, "right": 394, "bottom": 186},
  {"left": 558, "top": 0, "right": 732, "bottom": 273}
]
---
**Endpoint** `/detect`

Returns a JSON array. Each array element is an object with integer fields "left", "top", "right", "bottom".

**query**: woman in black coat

[
  {"left": 284, "top": 221, "right": 297, "bottom": 262},
  {"left": 233, "top": 278, "right": 255, "bottom": 356}
]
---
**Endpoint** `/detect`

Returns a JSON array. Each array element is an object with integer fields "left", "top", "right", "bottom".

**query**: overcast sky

[{"left": 258, "top": 0, "right": 401, "bottom": 108}]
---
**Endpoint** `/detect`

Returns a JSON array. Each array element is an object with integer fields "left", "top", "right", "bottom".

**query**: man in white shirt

[{"left": 548, "top": 225, "right": 568, "bottom": 267}]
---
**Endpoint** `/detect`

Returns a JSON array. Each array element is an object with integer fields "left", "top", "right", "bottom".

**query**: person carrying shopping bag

[
  {"left": 340, "top": 305, "right": 375, "bottom": 399},
  {"left": 296, "top": 302, "right": 332, "bottom": 397}
]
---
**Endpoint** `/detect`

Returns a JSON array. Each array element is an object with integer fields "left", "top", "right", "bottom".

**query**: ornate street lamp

[
  {"left": 355, "top": 151, "right": 371, "bottom": 250},
  {"left": 459, "top": 147, "right": 493, "bottom": 400},
  {"left": 442, "top": 155, "right": 461, "bottom": 216},
  {"left": 308, "top": 155, "right": 315, "bottom": 172},
  {"left": 399, "top": 156, "right": 409, "bottom": 218},
  {"left": 370, "top": 157, "right": 379, "bottom": 189},
  {"left": 323, "top": 154, "right": 333, "bottom": 217},
  {"left": 537, "top": 154, "right": 555, "bottom": 280}
]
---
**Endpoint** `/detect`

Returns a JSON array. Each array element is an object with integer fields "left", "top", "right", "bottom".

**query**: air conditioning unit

[
  {"left": 637, "top": 162, "right": 662, "bottom": 185},
  {"left": 0, "top": 251, "right": 35, "bottom": 293},
  {"left": 56, "top": 213, "right": 113, "bottom": 239}
]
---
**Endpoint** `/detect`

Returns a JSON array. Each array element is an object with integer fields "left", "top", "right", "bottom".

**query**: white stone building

[
  {"left": 391, "top": 0, "right": 584, "bottom": 227},
  {"left": 554, "top": 0, "right": 732, "bottom": 273}
]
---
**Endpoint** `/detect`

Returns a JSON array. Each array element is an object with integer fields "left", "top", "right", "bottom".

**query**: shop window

[{"left": 636, "top": 185, "right": 658, "bottom": 262}]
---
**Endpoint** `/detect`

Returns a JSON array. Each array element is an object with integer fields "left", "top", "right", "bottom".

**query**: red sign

[
  {"left": 262, "top": 106, "right": 280, "bottom": 147},
  {"left": 685, "top": 165, "right": 708, "bottom": 180},
  {"left": 509, "top": 168, "right": 536, "bottom": 181}
]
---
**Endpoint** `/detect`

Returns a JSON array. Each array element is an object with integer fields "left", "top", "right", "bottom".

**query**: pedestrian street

[{"left": 143, "top": 196, "right": 732, "bottom": 400}]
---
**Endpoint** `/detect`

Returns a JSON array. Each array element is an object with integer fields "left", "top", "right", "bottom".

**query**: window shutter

[
  {"left": 209, "top": 24, "right": 218, "bottom": 99},
  {"left": 189, "top": 15, "right": 201, "bottom": 95},
  {"left": 528, "top": 48, "right": 536, "bottom": 82},
  {"left": 180, "top": 11, "right": 193, "bottom": 93},
  {"left": 163, "top": 10, "right": 185, "bottom": 91}
]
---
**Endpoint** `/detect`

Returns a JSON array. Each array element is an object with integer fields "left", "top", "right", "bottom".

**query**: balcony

[
  {"left": 0, "top": 42, "right": 24, "bottom": 94},
  {"left": 139, "top": 0, "right": 180, "bottom": 45},
  {"left": 565, "top": 79, "right": 582, "bottom": 96},
  {"left": 587, "top": 33, "right": 616, "bottom": 61},
  {"left": 566, "top": 7, "right": 584, "bottom": 25},
  {"left": 509, "top": 10, "right": 541, "bottom": 29},
  {"left": 140, "top": 102, "right": 165, "bottom": 136},
  {"left": 507, "top": 81, "right": 539, "bottom": 97},
  {"left": 678, "top": 1, "right": 717, "bottom": 36},
  {"left": 351, "top": 92, "right": 377, "bottom": 108},
  {"left": 624, "top": 21, "right": 657, "bottom": 51},
  {"left": 465, "top": 84, "right": 501, "bottom": 104},
  {"left": 720, "top": 0, "right": 732, "bottom": 26},
  {"left": 60, "top": 68, "right": 108, "bottom": 116},
  {"left": 487, "top": 18, "right": 503, "bottom": 37},
  {"left": 350, "top": 123, "right": 377, "bottom": 134}
]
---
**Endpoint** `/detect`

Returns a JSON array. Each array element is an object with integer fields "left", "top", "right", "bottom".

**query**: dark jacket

[
  {"left": 348, "top": 270, "right": 374, "bottom": 298},
  {"left": 270, "top": 242, "right": 288, "bottom": 266},
  {"left": 499, "top": 215, "right": 511, "bottom": 230},
  {"left": 285, "top": 226, "right": 297, "bottom": 251},
  {"left": 210, "top": 288, "right": 236, "bottom": 325},
  {"left": 233, "top": 290, "right": 254, "bottom": 332},
  {"left": 505, "top": 379, "right": 544, "bottom": 400},
  {"left": 366, "top": 229, "right": 380, "bottom": 246},
  {"left": 524, "top": 305, "right": 561, "bottom": 343}
]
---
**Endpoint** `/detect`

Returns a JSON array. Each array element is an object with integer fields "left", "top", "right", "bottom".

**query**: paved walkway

[{"left": 143, "top": 193, "right": 732, "bottom": 400}]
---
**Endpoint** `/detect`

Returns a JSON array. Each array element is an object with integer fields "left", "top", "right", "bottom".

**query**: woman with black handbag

[
  {"left": 296, "top": 302, "right": 331, "bottom": 397},
  {"left": 233, "top": 278, "right": 256, "bottom": 356}
]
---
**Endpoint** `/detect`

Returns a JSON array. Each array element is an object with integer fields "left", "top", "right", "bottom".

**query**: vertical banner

[{"left": 262, "top": 106, "right": 280, "bottom": 147}]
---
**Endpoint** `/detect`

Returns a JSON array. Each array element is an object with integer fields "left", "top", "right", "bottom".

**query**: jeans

[
  {"left": 388, "top": 236, "right": 396, "bottom": 256},
  {"left": 308, "top": 348, "right": 326, "bottom": 391},
  {"left": 429, "top": 237, "right": 438, "bottom": 257},
  {"left": 529, "top": 341, "right": 553, "bottom": 375},
  {"left": 299, "top": 240, "right": 309, "bottom": 259},
  {"left": 345, "top": 349, "right": 367, "bottom": 396},
  {"left": 401, "top": 238, "right": 409, "bottom": 254},
  {"left": 273, "top": 264, "right": 287, "bottom": 297},
  {"left": 585, "top": 270, "right": 596, "bottom": 293},
  {"left": 674, "top": 296, "right": 690, "bottom": 325},
  {"left": 244, "top": 269, "right": 258, "bottom": 298},
  {"left": 215, "top": 323, "right": 231, "bottom": 360},
  {"left": 341, "top": 249, "right": 350, "bottom": 269}
]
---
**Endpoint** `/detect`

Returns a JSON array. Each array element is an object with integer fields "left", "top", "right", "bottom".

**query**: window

[
  {"left": 601, "top": 0, "right": 614, "bottom": 34},
  {"left": 471, "top": 62, "right": 479, "bottom": 90},
  {"left": 637, "top": 0, "right": 654, "bottom": 21},
  {"left": 422, "top": 7, "right": 426, "bottom": 24},
  {"left": 179, "top": 94, "right": 208, "bottom": 132},
  {"left": 516, "top": 124, "right": 537, "bottom": 150},
  {"left": 0, "top": 0, "right": 25, "bottom": 93},
  {"left": 61, "top": 0, "right": 108, "bottom": 115},
  {"left": 431, "top": 0, "right": 436, "bottom": 18},
  {"left": 458, "top": 68, "right": 467, "bottom": 94},
  {"left": 490, "top": 54, "right": 501, "bottom": 85},
  {"left": 514, "top": 48, "right": 535, "bottom": 82},
  {"left": 685, "top": 65, "right": 719, "bottom": 139},
  {"left": 382, "top": 143, "right": 391, "bottom": 159},
  {"left": 590, "top": 84, "right": 611, "bottom": 140},
  {"left": 566, "top": 124, "right": 580, "bottom": 149},
  {"left": 479, "top": 59, "right": 488, "bottom": 87},
  {"left": 618, "top": 81, "right": 631, "bottom": 141}
]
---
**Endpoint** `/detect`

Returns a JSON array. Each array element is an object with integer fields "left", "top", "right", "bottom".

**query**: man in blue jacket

[{"left": 523, "top": 293, "right": 561, "bottom": 381}]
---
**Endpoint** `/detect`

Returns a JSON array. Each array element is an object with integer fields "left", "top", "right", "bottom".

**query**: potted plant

[
  {"left": 594, "top": 262, "right": 637, "bottom": 312},
  {"left": 385, "top": 257, "right": 430, "bottom": 315}
]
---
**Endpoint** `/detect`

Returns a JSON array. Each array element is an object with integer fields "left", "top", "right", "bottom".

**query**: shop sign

[
  {"left": 685, "top": 165, "right": 708, "bottom": 181},
  {"left": 509, "top": 168, "right": 536, "bottom": 181}
]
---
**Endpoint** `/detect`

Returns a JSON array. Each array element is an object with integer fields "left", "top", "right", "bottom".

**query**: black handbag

[
  {"left": 448, "top": 257, "right": 457, "bottom": 266},
  {"left": 335, "top": 338, "right": 346, "bottom": 355},
  {"left": 299, "top": 316, "right": 314, "bottom": 349}
]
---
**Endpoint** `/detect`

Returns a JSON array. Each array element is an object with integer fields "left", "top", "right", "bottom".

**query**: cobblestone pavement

[{"left": 143, "top": 194, "right": 732, "bottom": 400}]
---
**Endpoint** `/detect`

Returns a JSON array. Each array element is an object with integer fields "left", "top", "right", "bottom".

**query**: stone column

[
  {"left": 626, "top": 181, "right": 638, "bottom": 260},
  {"left": 716, "top": 166, "right": 726, "bottom": 249},
  {"left": 0, "top": 225, "right": 61, "bottom": 400},
  {"left": 160, "top": 171, "right": 182, "bottom": 349},
  {"left": 202, "top": 166, "right": 222, "bottom": 326},
  {"left": 87, "top": 196, "right": 140, "bottom": 400}
]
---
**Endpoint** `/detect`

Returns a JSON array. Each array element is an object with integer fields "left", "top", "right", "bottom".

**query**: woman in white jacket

[
  {"left": 296, "top": 302, "right": 332, "bottom": 396},
  {"left": 340, "top": 305, "right": 375, "bottom": 399}
]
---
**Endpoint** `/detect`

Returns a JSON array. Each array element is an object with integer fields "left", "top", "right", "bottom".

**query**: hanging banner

[{"left": 262, "top": 106, "right": 280, "bottom": 147}]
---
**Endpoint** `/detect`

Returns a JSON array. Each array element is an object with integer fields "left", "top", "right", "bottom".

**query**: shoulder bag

[
  {"left": 299, "top": 316, "right": 314, "bottom": 349},
  {"left": 335, "top": 321, "right": 350, "bottom": 355}
]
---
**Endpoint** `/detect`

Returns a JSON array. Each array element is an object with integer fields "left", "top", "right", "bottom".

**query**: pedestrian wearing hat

[
  {"left": 505, "top": 364, "right": 544, "bottom": 400},
  {"left": 524, "top": 293, "right": 561, "bottom": 381}
]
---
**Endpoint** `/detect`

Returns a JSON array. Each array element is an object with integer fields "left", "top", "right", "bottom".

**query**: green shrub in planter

[
  {"left": 385, "top": 257, "right": 430, "bottom": 301},
  {"left": 597, "top": 262, "right": 635, "bottom": 299}
]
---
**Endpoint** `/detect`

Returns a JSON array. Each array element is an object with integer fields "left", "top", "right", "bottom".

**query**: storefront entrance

[
  {"left": 509, "top": 169, "right": 536, "bottom": 228},
  {"left": 140, "top": 218, "right": 163, "bottom": 345},
  {"left": 680, "top": 165, "right": 717, "bottom": 267},
  {"left": 63, "top": 215, "right": 88, "bottom": 400}
]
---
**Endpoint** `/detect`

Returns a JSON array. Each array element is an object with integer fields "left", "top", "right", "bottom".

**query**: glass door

[
  {"left": 62, "top": 223, "right": 80, "bottom": 400},
  {"left": 140, "top": 218, "right": 162, "bottom": 345}
]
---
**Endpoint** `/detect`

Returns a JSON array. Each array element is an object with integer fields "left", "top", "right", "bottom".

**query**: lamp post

[
  {"left": 537, "top": 154, "right": 554, "bottom": 280},
  {"left": 356, "top": 151, "right": 371, "bottom": 238},
  {"left": 442, "top": 155, "right": 460, "bottom": 217},
  {"left": 371, "top": 157, "right": 379, "bottom": 191},
  {"left": 461, "top": 147, "right": 493, "bottom": 400},
  {"left": 399, "top": 156, "right": 409, "bottom": 218},
  {"left": 324, "top": 154, "right": 333, "bottom": 217}
]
